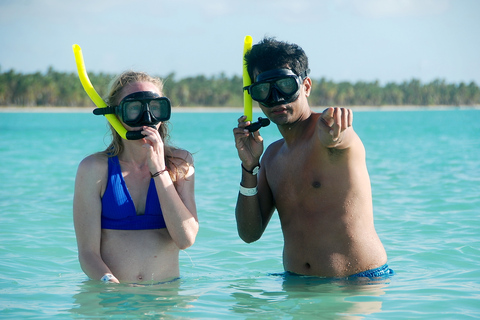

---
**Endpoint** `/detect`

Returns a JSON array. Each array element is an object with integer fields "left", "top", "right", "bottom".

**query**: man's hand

[
  {"left": 320, "top": 107, "right": 353, "bottom": 143},
  {"left": 233, "top": 115, "right": 264, "bottom": 169}
]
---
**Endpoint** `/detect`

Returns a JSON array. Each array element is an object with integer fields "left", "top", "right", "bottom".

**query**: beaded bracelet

[{"left": 151, "top": 168, "right": 168, "bottom": 178}]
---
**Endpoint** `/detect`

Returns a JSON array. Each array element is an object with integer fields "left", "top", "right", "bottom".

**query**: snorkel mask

[
  {"left": 73, "top": 44, "right": 171, "bottom": 140},
  {"left": 93, "top": 91, "right": 171, "bottom": 128},
  {"left": 245, "top": 68, "right": 309, "bottom": 108}
]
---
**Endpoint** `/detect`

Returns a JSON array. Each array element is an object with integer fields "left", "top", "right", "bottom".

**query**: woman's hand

[{"left": 141, "top": 125, "right": 166, "bottom": 173}]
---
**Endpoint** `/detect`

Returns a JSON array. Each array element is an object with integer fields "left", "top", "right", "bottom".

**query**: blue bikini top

[{"left": 101, "top": 156, "right": 166, "bottom": 230}]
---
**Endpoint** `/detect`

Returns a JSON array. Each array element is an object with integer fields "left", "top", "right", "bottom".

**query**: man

[{"left": 233, "top": 37, "right": 393, "bottom": 278}]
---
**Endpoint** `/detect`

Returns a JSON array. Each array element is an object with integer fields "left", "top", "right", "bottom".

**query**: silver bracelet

[
  {"left": 239, "top": 185, "right": 258, "bottom": 196},
  {"left": 101, "top": 273, "right": 115, "bottom": 283}
]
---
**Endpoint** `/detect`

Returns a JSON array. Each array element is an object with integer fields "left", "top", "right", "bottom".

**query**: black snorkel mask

[
  {"left": 245, "top": 68, "right": 309, "bottom": 108},
  {"left": 93, "top": 91, "right": 171, "bottom": 139}
]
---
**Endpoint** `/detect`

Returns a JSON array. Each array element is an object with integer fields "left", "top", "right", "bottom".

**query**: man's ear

[{"left": 303, "top": 77, "right": 312, "bottom": 97}]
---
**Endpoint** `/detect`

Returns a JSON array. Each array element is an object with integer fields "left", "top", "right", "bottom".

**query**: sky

[{"left": 0, "top": 0, "right": 479, "bottom": 85}]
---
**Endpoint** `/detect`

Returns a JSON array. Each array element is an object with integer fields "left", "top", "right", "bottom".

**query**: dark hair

[{"left": 244, "top": 37, "right": 309, "bottom": 82}]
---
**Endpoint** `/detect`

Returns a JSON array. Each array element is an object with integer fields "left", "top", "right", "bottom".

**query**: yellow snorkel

[
  {"left": 242, "top": 36, "right": 270, "bottom": 132},
  {"left": 243, "top": 36, "right": 253, "bottom": 122},
  {"left": 72, "top": 44, "right": 144, "bottom": 140}
]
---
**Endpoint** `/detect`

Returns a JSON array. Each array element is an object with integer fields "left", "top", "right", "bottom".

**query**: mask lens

[
  {"left": 276, "top": 78, "right": 298, "bottom": 95},
  {"left": 250, "top": 68, "right": 303, "bottom": 104},
  {"left": 123, "top": 101, "right": 143, "bottom": 121},
  {"left": 148, "top": 99, "right": 171, "bottom": 121},
  {"left": 148, "top": 100, "right": 163, "bottom": 118},
  {"left": 250, "top": 82, "right": 271, "bottom": 101},
  {"left": 116, "top": 92, "right": 172, "bottom": 127},
  {"left": 249, "top": 77, "right": 299, "bottom": 103}
]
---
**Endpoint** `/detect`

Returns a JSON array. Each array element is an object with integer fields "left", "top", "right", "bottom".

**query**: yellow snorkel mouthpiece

[{"left": 72, "top": 44, "right": 144, "bottom": 140}]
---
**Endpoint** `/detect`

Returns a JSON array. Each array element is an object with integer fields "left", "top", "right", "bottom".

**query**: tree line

[{"left": 1, "top": 67, "right": 479, "bottom": 108}]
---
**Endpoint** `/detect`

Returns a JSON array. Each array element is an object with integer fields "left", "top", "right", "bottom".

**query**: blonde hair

[{"left": 101, "top": 71, "right": 189, "bottom": 181}]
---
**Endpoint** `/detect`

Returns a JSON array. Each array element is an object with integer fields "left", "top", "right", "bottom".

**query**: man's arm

[
  {"left": 233, "top": 116, "right": 275, "bottom": 243},
  {"left": 235, "top": 158, "right": 275, "bottom": 243}
]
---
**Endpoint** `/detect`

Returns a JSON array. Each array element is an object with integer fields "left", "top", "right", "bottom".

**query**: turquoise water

[{"left": 0, "top": 109, "right": 479, "bottom": 319}]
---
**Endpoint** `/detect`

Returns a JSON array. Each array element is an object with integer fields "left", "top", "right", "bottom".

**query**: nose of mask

[
  {"left": 143, "top": 111, "right": 152, "bottom": 122},
  {"left": 131, "top": 111, "right": 160, "bottom": 127},
  {"left": 262, "top": 88, "right": 298, "bottom": 108},
  {"left": 261, "top": 88, "right": 284, "bottom": 106},
  {"left": 269, "top": 89, "right": 285, "bottom": 102}
]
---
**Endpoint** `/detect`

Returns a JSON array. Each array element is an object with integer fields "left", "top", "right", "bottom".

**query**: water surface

[{"left": 0, "top": 109, "right": 479, "bottom": 319}]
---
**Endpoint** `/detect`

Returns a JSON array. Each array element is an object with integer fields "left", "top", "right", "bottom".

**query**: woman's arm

[
  {"left": 152, "top": 150, "right": 199, "bottom": 250},
  {"left": 140, "top": 126, "right": 199, "bottom": 250},
  {"left": 73, "top": 155, "right": 119, "bottom": 283}
]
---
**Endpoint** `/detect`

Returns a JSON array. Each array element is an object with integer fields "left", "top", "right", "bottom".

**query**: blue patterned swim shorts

[{"left": 348, "top": 263, "right": 395, "bottom": 278}]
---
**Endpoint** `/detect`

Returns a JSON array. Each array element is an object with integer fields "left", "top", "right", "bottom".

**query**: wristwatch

[{"left": 242, "top": 163, "right": 260, "bottom": 175}]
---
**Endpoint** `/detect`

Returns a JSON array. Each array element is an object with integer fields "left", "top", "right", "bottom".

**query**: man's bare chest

[{"left": 264, "top": 144, "right": 348, "bottom": 200}]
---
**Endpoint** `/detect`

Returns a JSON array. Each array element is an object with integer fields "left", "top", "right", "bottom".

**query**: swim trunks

[
  {"left": 275, "top": 263, "right": 395, "bottom": 281},
  {"left": 348, "top": 263, "right": 394, "bottom": 278},
  {"left": 101, "top": 156, "right": 166, "bottom": 230}
]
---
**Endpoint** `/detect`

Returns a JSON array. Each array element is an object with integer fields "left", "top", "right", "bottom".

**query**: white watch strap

[
  {"left": 101, "top": 273, "right": 115, "bottom": 283},
  {"left": 239, "top": 185, "right": 258, "bottom": 196}
]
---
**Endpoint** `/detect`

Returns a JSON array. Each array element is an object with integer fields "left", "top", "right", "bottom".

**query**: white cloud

[{"left": 335, "top": 0, "right": 450, "bottom": 18}]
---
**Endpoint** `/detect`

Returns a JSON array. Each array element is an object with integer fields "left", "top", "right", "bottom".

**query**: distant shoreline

[{"left": 0, "top": 105, "right": 478, "bottom": 113}]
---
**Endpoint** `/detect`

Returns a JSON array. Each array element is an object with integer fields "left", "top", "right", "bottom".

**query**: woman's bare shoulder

[
  {"left": 168, "top": 148, "right": 194, "bottom": 182},
  {"left": 77, "top": 152, "right": 109, "bottom": 175},
  {"left": 171, "top": 148, "right": 194, "bottom": 165}
]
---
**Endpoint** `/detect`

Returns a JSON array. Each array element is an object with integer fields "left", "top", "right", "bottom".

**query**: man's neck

[{"left": 278, "top": 110, "right": 314, "bottom": 146}]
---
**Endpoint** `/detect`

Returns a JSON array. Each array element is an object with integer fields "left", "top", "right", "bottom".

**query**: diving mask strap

[{"left": 301, "top": 68, "right": 310, "bottom": 79}]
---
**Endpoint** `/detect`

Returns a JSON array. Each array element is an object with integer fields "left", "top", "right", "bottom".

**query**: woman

[{"left": 73, "top": 71, "right": 198, "bottom": 284}]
